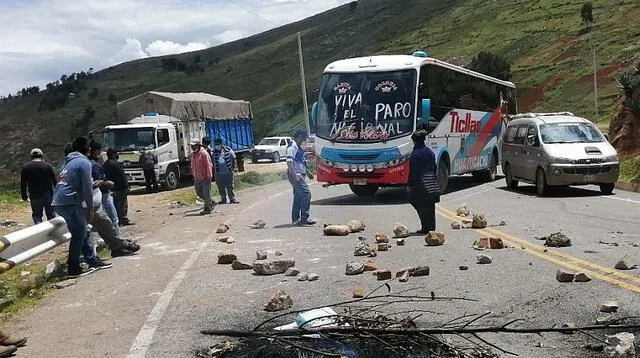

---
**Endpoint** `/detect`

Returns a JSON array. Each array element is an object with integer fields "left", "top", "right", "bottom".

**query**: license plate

[
  {"left": 353, "top": 179, "right": 367, "bottom": 186},
  {"left": 583, "top": 175, "right": 596, "bottom": 182}
]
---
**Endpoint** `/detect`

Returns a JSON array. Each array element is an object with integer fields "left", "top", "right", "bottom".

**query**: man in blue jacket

[{"left": 53, "top": 137, "right": 111, "bottom": 277}]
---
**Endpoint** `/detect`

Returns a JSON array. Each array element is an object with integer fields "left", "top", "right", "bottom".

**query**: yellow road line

[{"left": 435, "top": 206, "right": 640, "bottom": 294}]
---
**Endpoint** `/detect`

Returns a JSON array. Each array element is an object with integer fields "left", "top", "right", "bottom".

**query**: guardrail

[{"left": 0, "top": 217, "right": 70, "bottom": 274}]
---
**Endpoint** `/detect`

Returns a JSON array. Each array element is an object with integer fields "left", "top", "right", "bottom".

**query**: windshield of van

[
  {"left": 539, "top": 122, "right": 605, "bottom": 144},
  {"left": 258, "top": 138, "right": 280, "bottom": 146}
]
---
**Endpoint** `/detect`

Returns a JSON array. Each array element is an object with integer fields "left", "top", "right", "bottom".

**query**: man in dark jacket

[
  {"left": 139, "top": 147, "right": 158, "bottom": 192},
  {"left": 21, "top": 148, "right": 57, "bottom": 224},
  {"left": 104, "top": 148, "right": 132, "bottom": 226}
]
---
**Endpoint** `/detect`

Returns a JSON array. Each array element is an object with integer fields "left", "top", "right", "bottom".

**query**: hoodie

[{"left": 52, "top": 152, "right": 93, "bottom": 208}]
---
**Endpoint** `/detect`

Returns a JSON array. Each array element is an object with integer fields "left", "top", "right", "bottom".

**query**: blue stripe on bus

[{"left": 319, "top": 147, "right": 401, "bottom": 164}]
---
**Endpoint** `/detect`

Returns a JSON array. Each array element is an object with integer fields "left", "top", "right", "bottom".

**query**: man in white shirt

[{"left": 287, "top": 130, "right": 316, "bottom": 225}]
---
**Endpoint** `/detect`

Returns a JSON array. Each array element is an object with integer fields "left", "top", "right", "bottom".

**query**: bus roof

[{"left": 323, "top": 55, "right": 515, "bottom": 88}]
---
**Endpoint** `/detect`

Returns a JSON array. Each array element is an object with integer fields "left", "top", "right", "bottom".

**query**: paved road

[{"left": 7, "top": 175, "right": 640, "bottom": 357}]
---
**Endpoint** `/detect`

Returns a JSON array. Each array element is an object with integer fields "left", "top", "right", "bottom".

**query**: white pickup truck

[{"left": 250, "top": 136, "right": 294, "bottom": 163}]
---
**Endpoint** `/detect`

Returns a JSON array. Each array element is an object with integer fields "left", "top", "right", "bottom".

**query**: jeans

[
  {"left": 90, "top": 207, "right": 126, "bottom": 251},
  {"left": 54, "top": 205, "right": 96, "bottom": 275},
  {"left": 30, "top": 193, "right": 55, "bottom": 224},
  {"left": 194, "top": 179, "right": 213, "bottom": 211},
  {"left": 215, "top": 172, "right": 236, "bottom": 202},
  {"left": 112, "top": 189, "right": 129, "bottom": 223},
  {"left": 101, "top": 193, "right": 121, "bottom": 236},
  {"left": 290, "top": 175, "right": 311, "bottom": 223}
]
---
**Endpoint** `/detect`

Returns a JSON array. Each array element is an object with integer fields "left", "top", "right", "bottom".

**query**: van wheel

[
  {"left": 163, "top": 165, "right": 179, "bottom": 190},
  {"left": 504, "top": 163, "right": 518, "bottom": 189},
  {"left": 438, "top": 159, "right": 450, "bottom": 194},
  {"left": 272, "top": 152, "right": 280, "bottom": 163},
  {"left": 599, "top": 183, "right": 614, "bottom": 195},
  {"left": 535, "top": 168, "right": 548, "bottom": 196}
]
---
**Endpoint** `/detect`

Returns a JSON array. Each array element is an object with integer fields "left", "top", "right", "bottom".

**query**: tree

[
  {"left": 468, "top": 51, "right": 512, "bottom": 81},
  {"left": 581, "top": 3, "right": 594, "bottom": 28}
]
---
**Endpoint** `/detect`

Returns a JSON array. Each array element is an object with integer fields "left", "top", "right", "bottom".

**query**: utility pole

[
  {"left": 593, "top": 47, "right": 599, "bottom": 123},
  {"left": 297, "top": 32, "right": 311, "bottom": 137}
]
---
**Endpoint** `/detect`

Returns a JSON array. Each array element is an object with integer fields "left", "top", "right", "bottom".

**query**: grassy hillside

[{"left": 1, "top": 0, "right": 639, "bottom": 180}]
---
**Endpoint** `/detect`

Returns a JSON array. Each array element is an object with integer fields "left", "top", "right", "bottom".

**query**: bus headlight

[
  {"left": 358, "top": 164, "right": 366, "bottom": 172},
  {"left": 366, "top": 164, "right": 374, "bottom": 172},
  {"left": 350, "top": 164, "right": 358, "bottom": 172}
]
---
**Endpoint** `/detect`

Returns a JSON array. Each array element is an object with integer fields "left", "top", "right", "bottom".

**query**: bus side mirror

[{"left": 310, "top": 102, "right": 318, "bottom": 132}]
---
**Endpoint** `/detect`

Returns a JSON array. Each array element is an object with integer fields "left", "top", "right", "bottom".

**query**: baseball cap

[{"left": 31, "top": 148, "right": 43, "bottom": 157}]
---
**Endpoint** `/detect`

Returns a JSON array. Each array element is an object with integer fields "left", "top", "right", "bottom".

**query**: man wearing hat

[
  {"left": 212, "top": 137, "right": 239, "bottom": 204},
  {"left": 139, "top": 145, "right": 158, "bottom": 193},
  {"left": 190, "top": 139, "right": 214, "bottom": 215},
  {"left": 287, "top": 130, "right": 316, "bottom": 226},
  {"left": 20, "top": 148, "right": 58, "bottom": 224}
]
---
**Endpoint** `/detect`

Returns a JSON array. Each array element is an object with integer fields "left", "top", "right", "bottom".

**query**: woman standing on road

[{"left": 407, "top": 130, "right": 440, "bottom": 234}]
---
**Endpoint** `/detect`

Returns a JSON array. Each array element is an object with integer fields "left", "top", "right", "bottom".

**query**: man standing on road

[
  {"left": 213, "top": 138, "right": 239, "bottom": 204},
  {"left": 52, "top": 136, "right": 111, "bottom": 277},
  {"left": 20, "top": 148, "right": 57, "bottom": 224},
  {"left": 104, "top": 148, "right": 132, "bottom": 226},
  {"left": 190, "top": 139, "right": 214, "bottom": 215},
  {"left": 287, "top": 130, "right": 316, "bottom": 226},
  {"left": 139, "top": 146, "right": 158, "bottom": 193}
]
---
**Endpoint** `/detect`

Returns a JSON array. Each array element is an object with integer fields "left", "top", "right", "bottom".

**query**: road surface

[{"left": 6, "top": 175, "right": 640, "bottom": 357}]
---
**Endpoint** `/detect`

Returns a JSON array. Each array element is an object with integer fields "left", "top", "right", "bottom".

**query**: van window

[
  {"left": 504, "top": 126, "right": 518, "bottom": 143},
  {"left": 514, "top": 126, "right": 528, "bottom": 145}
]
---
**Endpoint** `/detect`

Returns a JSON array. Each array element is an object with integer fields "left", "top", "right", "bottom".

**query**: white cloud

[{"left": 0, "top": 0, "right": 353, "bottom": 94}]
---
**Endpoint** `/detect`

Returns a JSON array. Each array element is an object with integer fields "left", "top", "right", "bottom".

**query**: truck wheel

[
  {"left": 438, "top": 159, "right": 449, "bottom": 194},
  {"left": 349, "top": 184, "right": 379, "bottom": 197},
  {"left": 272, "top": 152, "right": 280, "bottom": 163},
  {"left": 163, "top": 165, "right": 179, "bottom": 190}
]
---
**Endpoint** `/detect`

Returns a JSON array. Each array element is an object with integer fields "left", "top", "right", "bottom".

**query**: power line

[{"left": 226, "top": 0, "right": 279, "bottom": 27}]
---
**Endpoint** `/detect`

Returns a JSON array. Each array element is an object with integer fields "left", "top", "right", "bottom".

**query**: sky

[{"left": 0, "top": 0, "right": 353, "bottom": 95}]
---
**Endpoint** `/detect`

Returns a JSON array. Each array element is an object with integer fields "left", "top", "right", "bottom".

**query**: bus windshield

[
  {"left": 316, "top": 70, "right": 417, "bottom": 143},
  {"left": 104, "top": 127, "right": 156, "bottom": 151}
]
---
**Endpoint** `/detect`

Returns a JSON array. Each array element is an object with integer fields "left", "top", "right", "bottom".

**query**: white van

[{"left": 501, "top": 112, "right": 619, "bottom": 196}]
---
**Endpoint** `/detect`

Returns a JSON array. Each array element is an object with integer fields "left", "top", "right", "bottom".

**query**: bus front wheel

[
  {"left": 438, "top": 159, "right": 450, "bottom": 194},
  {"left": 349, "top": 184, "right": 379, "bottom": 197}
]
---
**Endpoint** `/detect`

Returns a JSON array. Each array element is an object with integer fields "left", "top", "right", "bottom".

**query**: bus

[{"left": 310, "top": 51, "right": 517, "bottom": 196}]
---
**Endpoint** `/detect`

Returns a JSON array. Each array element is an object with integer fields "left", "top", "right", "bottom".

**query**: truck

[
  {"left": 103, "top": 91, "right": 255, "bottom": 190},
  {"left": 310, "top": 52, "right": 517, "bottom": 196}
]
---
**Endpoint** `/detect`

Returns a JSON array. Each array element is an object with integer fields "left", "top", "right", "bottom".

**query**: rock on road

[{"left": 8, "top": 175, "right": 640, "bottom": 358}]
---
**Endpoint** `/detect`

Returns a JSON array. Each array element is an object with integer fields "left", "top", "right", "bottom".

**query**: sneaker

[
  {"left": 295, "top": 219, "right": 317, "bottom": 226},
  {"left": 218, "top": 199, "right": 227, "bottom": 204},
  {"left": 200, "top": 209, "right": 212, "bottom": 215},
  {"left": 67, "top": 266, "right": 96, "bottom": 279},
  {"left": 87, "top": 258, "right": 113, "bottom": 270},
  {"left": 125, "top": 242, "right": 141, "bottom": 253},
  {"left": 111, "top": 248, "right": 135, "bottom": 257},
  {"left": 230, "top": 199, "right": 240, "bottom": 204},
  {"left": 0, "top": 345, "right": 17, "bottom": 357}
]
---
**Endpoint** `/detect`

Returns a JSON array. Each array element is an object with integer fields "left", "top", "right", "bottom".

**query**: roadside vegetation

[{"left": 620, "top": 157, "right": 640, "bottom": 183}]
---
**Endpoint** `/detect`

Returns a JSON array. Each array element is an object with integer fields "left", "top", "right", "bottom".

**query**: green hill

[{"left": 1, "top": 0, "right": 638, "bottom": 181}]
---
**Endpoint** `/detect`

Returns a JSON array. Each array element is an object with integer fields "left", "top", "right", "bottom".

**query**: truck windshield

[
  {"left": 104, "top": 127, "right": 156, "bottom": 150},
  {"left": 316, "top": 70, "right": 417, "bottom": 143},
  {"left": 540, "top": 122, "right": 605, "bottom": 144},
  {"left": 258, "top": 138, "right": 280, "bottom": 146}
]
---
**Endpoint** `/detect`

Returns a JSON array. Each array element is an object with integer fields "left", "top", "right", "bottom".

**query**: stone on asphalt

[
  {"left": 353, "top": 288, "right": 365, "bottom": 298},
  {"left": 252, "top": 259, "right": 295, "bottom": 275},
  {"left": 409, "top": 266, "right": 430, "bottom": 277},
  {"left": 345, "top": 262, "right": 365, "bottom": 275},
  {"left": 275, "top": 251, "right": 283, "bottom": 256},
  {"left": 216, "top": 223, "right": 230, "bottom": 233},
  {"left": 217, "top": 253, "right": 237, "bottom": 264},
  {"left": 600, "top": 301, "right": 619, "bottom": 313},
  {"left": 459, "top": 265, "right": 469, "bottom": 271},
  {"left": 217, "top": 236, "right": 231, "bottom": 243},
  {"left": 248, "top": 220, "right": 266, "bottom": 229},
  {"left": 377, "top": 243, "right": 390, "bottom": 251},
  {"left": 374, "top": 232, "right": 390, "bottom": 243},
  {"left": 614, "top": 257, "right": 635, "bottom": 270},
  {"left": 354, "top": 242, "right": 373, "bottom": 256},
  {"left": 264, "top": 290, "right": 293, "bottom": 312},
  {"left": 471, "top": 214, "right": 487, "bottom": 229},
  {"left": 226, "top": 237, "right": 235, "bottom": 244},
  {"left": 476, "top": 255, "right": 493, "bottom": 264},
  {"left": 544, "top": 232, "right": 572, "bottom": 247},
  {"left": 604, "top": 332, "right": 636, "bottom": 358},
  {"left": 308, "top": 273, "right": 319, "bottom": 281},
  {"left": 231, "top": 260, "right": 253, "bottom": 270},
  {"left": 574, "top": 272, "right": 592, "bottom": 282},
  {"left": 456, "top": 204, "right": 471, "bottom": 217},
  {"left": 377, "top": 270, "right": 392, "bottom": 280},
  {"left": 596, "top": 316, "right": 614, "bottom": 325},
  {"left": 362, "top": 260, "right": 377, "bottom": 271},
  {"left": 323, "top": 225, "right": 351, "bottom": 236},
  {"left": 396, "top": 238, "right": 405, "bottom": 246},
  {"left": 489, "top": 237, "right": 504, "bottom": 249},
  {"left": 556, "top": 270, "right": 575, "bottom": 282},
  {"left": 53, "top": 280, "right": 77, "bottom": 289},
  {"left": 346, "top": 219, "right": 366, "bottom": 233},
  {"left": 284, "top": 267, "right": 300, "bottom": 277},
  {"left": 393, "top": 223, "right": 410, "bottom": 238},
  {"left": 451, "top": 222, "right": 461, "bottom": 230},
  {"left": 397, "top": 270, "right": 410, "bottom": 282},
  {"left": 45, "top": 260, "right": 63, "bottom": 279},
  {"left": 256, "top": 250, "right": 268, "bottom": 260},
  {"left": 425, "top": 231, "right": 445, "bottom": 246},
  {"left": 297, "top": 273, "right": 309, "bottom": 281}
]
